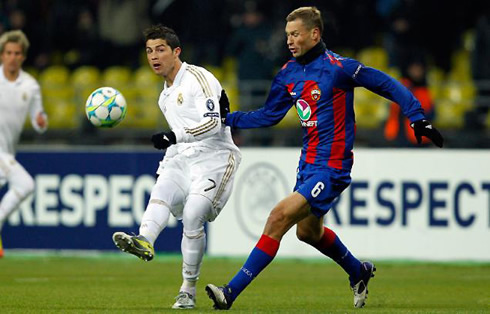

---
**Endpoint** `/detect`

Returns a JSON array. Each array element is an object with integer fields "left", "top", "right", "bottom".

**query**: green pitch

[{"left": 0, "top": 253, "right": 488, "bottom": 313}]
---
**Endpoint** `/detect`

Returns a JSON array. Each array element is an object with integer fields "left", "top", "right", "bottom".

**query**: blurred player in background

[
  {"left": 206, "top": 6, "right": 443, "bottom": 310},
  {"left": 112, "top": 25, "right": 241, "bottom": 309},
  {"left": 0, "top": 30, "right": 48, "bottom": 258}
]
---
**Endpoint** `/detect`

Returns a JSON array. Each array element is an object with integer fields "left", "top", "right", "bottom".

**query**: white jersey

[
  {"left": 0, "top": 65, "right": 47, "bottom": 155},
  {"left": 158, "top": 62, "right": 239, "bottom": 155}
]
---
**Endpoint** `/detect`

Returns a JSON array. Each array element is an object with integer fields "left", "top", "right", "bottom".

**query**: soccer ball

[{"left": 85, "top": 87, "right": 127, "bottom": 127}]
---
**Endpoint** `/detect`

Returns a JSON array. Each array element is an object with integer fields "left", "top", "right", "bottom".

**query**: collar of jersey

[
  {"left": 295, "top": 40, "right": 326, "bottom": 65},
  {"left": 0, "top": 65, "right": 24, "bottom": 84},
  {"left": 164, "top": 62, "right": 187, "bottom": 93}
]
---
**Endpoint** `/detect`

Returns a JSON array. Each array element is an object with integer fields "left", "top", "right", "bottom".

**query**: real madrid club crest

[
  {"left": 177, "top": 93, "right": 183, "bottom": 105},
  {"left": 22, "top": 92, "right": 28, "bottom": 102},
  {"left": 311, "top": 86, "right": 321, "bottom": 101}
]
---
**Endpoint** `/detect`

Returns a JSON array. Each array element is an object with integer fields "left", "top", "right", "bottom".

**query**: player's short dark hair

[
  {"left": 286, "top": 7, "right": 323, "bottom": 35},
  {"left": 143, "top": 24, "right": 181, "bottom": 50}
]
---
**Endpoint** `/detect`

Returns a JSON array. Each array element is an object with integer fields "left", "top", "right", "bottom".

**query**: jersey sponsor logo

[
  {"left": 177, "top": 93, "right": 183, "bottom": 105},
  {"left": 296, "top": 99, "right": 318, "bottom": 127},
  {"left": 296, "top": 99, "right": 311, "bottom": 121},
  {"left": 206, "top": 98, "right": 215, "bottom": 111},
  {"left": 311, "top": 86, "right": 321, "bottom": 101},
  {"left": 300, "top": 120, "right": 318, "bottom": 127}
]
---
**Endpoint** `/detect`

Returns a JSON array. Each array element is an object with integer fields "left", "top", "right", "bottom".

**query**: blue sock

[
  {"left": 227, "top": 234, "right": 279, "bottom": 301},
  {"left": 314, "top": 227, "right": 361, "bottom": 285}
]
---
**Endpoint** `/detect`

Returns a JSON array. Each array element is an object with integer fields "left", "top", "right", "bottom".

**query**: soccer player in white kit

[
  {"left": 0, "top": 30, "right": 48, "bottom": 257},
  {"left": 112, "top": 25, "right": 241, "bottom": 309}
]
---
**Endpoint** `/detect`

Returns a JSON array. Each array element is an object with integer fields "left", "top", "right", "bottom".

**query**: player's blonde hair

[
  {"left": 286, "top": 7, "right": 323, "bottom": 35},
  {"left": 0, "top": 30, "right": 30, "bottom": 56}
]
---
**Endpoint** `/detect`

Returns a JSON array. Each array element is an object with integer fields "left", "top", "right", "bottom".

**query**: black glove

[
  {"left": 151, "top": 131, "right": 176, "bottom": 150},
  {"left": 219, "top": 89, "right": 230, "bottom": 124},
  {"left": 410, "top": 119, "right": 444, "bottom": 148}
]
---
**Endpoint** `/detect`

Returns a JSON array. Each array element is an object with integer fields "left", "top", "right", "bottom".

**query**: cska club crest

[{"left": 311, "top": 86, "right": 321, "bottom": 101}]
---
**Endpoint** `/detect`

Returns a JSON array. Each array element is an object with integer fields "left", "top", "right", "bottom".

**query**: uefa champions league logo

[
  {"left": 296, "top": 99, "right": 311, "bottom": 121},
  {"left": 235, "top": 162, "right": 290, "bottom": 240}
]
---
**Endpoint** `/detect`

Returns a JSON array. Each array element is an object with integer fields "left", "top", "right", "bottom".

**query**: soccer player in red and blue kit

[{"left": 206, "top": 6, "right": 443, "bottom": 310}]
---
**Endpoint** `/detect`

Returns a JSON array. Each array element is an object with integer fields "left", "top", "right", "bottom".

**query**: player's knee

[
  {"left": 296, "top": 228, "right": 318, "bottom": 245},
  {"left": 13, "top": 174, "right": 35, "bottom": 199},
  {"left": 183, "top": 226, "right": 205, "bottom": 239},
  {"left": 267, "top": 207, "right": 288, "bottom": 227}
]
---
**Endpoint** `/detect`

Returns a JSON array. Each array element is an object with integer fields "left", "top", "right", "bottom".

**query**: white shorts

[{"left": 156, "top": 146, "right": 241, "bottom": 220}]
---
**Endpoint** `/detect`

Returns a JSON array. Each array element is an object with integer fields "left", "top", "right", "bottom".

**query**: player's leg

[
  {"left": 113, "top": 175, "right": 186, "bottom": 261},
  {"left": 139, "top": 175, "right": 186, "bottom": 245},
  {"left": 295, "top": 168, "right": 375, "bottom": 308},
  {"left": 173, "top": 194, "right": 212, "bottom": 309},
  {"left": 206, "top": 191, "right": 310, "bottom": 310},
  {"left": 296, "top": 215, "right": 370, "bottom": 281},
  {"left": 297, "top": 215, "right": 363, "bottom": 283},
  {"left": 178, "top": 150, "right": 239, "bottom": 309},
  {"left": 0, "top": 156, "right": 34, "bottom": 258},
  {"left": 0, "top": 156, "right": 35, "bottom": 227}
]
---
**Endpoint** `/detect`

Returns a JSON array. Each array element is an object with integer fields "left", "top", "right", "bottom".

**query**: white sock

[
  {"left": 139, "top": 200, "right": 171, "bottom": 245},
  {"left": 181, "top": 227, "right": 206, "bottom": 284},
  {"left": 180, "top": 279, "right": 197, "bottom": 296}
]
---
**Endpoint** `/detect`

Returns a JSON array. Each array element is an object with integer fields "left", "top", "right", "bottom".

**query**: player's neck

[
  {"left": 3, "top": 67, "right": 20, "bottom": 82},
  {"left": 165, "top": 59, "right": 183, "bottom": 87},
  {"left": 296, "top": 40, "right": 326, "bottom": 65}
]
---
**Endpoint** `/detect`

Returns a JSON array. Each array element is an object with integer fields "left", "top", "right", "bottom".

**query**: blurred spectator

[
  {"left": 44, "top": 1, "right": 98, "bottom": 69},
  {"left": 182, "top": 0, "right": 228, "bottom": 66},
  {"left": 227, "top": 1, "right": 275, "bottom": 113},
  {"left": 5, "top": 1, "right": 55, "bottom": 70},
  {"left": 68, "top": 7, "right": 99, "bottom": 68},
  {"left": 381, "top": 0, "right": 424, "bottom": 71},
  {"left": 227, "top": 1, "right": 274, "bottom": 82},
  {"left": 97, "top": 0, "right": 150, "bottom": 69},
  {"left": 384, "top": 57, "right": 434, "bottom": 146}
]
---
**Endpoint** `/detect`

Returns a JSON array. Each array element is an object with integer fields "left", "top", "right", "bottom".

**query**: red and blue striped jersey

[{"left": 226, "top": 49, "right": 426, "bottom": 171}]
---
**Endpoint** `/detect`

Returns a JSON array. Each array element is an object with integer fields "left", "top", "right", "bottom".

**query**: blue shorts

[{"left": 294, "top": 160, "right": 351, "bottom": 218}]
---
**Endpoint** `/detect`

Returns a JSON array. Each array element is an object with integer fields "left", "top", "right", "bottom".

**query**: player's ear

[
  {"left": 311, "top": 27, "right": 320, "bottom": 41},
  {"left": 173, "top": 47, "right": 182, "bottom": 58}
]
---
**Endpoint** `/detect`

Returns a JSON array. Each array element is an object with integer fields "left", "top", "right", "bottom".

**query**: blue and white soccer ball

[{"left": 85, "top": 87, "right": 127, "bottom": 127}]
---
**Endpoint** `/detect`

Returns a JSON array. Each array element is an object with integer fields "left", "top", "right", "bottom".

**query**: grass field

[{"left": 0, "top": 253, "right": 488, "bottom": 313}]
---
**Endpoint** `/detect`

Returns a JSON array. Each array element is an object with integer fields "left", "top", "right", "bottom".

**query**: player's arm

[
  {"left": 225, "top": 73, "right": 293, "bottom": 129},
  {"left": 341, "top": 59, "right": 443, "bottom": 147},
  {"left": 29, "top": 82, "right": 48, "bottom": 133},
  {"left": 151, "top": 82, "right": 222, "bottom": 150},
  {"left": 175, "top": 91, "right": 222, "bottom": 143}
]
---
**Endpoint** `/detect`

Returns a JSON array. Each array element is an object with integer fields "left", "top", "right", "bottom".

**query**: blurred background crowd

[{"left": 1, "top": 0, "right": 489, "bottom": 148}]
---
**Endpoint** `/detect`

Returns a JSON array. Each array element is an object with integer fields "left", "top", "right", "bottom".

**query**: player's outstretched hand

[
  {"left": 219, "top": 89, "right": 230, "bottom": 124},
  {"left": 410, "top": 119, "right": 444, "bottom": 148},
  {"left": 151, "top": 131, "right": 176, "bottom": 150}
]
